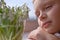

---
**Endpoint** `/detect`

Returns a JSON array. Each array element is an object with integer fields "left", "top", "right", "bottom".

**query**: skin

[
  {"left": 28, "top": 0, "right": 60, "bottom": 40},
  {"left": 28, "top": 27, "right": 60, "bottom": 40},
  {"left": 34, "top": 0, "right": 60, "bottom": 34}
]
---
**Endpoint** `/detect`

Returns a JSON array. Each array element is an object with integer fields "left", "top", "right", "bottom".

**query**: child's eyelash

[
  {"left": 46, "top": 5, "right": 52, "bottom": 9},
  {"left": 44, "top": 5, "right": 53, "bottom": 11}
]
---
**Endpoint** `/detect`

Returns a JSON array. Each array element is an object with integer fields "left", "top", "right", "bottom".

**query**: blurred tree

[{"left": 0, "top": 0, "right": 29, "bottom": 40}]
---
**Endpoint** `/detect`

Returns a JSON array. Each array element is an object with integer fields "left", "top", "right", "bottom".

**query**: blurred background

[{"left": 0, "top": 0, "right": 38, "bottom": 40}]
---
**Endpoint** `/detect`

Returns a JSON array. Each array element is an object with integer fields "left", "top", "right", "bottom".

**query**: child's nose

[{"left": 39, "top": 11, "right": 47, "bottom": 21}]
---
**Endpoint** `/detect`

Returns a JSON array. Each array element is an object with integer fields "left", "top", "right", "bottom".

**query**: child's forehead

[
  {"left": 34, "top": 0, "right": 60, "bottom": 4},
  {"left": 34, "top": 0, "right": 55, "bottom": 5},
  {"left": 34, "top": 0, "right": 55, "bottom": 9}
]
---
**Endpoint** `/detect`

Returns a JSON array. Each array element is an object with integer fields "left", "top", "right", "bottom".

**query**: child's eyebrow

[
  {"left": 34, "top": 0, "right": 55, "bottom": 12},
  {"left": 38, "top": 0, "right": 55, "bottom": 9}
]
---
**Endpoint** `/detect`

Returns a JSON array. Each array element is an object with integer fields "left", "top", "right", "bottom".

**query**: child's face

[{"left": 34, "top": 0, "right": 60, "bottom": 34}]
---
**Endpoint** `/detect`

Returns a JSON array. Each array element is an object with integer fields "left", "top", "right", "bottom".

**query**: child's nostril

[{"left": 39, "top": 14, "right": 47, "bottom": 21}]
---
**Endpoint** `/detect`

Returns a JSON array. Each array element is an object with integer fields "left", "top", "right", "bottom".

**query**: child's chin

[{"left": 44, "top": 28, "right": 56, "bottom": 34}]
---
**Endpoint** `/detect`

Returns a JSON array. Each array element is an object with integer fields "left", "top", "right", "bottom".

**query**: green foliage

[
  {"left": 0, "top": 8, "right": 3, "bottom": 13},
  {"left": 0, "top": 0, "right": 29, "bottom": 40}
]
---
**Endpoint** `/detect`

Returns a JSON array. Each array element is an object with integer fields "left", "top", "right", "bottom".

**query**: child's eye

[
  {"left": 44, "top": 5, "right": 53, "bottom": 11},
  {"left": 35, "top": 11, "right": 40, "bottom": 17}
]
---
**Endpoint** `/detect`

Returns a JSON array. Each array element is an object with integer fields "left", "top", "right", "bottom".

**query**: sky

[{"left": 4, "top": 0, "right": 36, "bottom": 20}]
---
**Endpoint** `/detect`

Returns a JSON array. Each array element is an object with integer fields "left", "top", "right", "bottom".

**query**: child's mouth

[{"left": 42, "top": 21, "right": 52, "bottom": 28}]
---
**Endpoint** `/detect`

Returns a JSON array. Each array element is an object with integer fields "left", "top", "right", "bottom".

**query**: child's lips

[{"left": 42, "top": 21, "right": 52, "bottom": 28}]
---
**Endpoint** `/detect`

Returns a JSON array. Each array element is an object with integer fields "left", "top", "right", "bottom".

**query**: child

[{"left": 28, "top": 0, "right": 60, "bottom": 40}]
